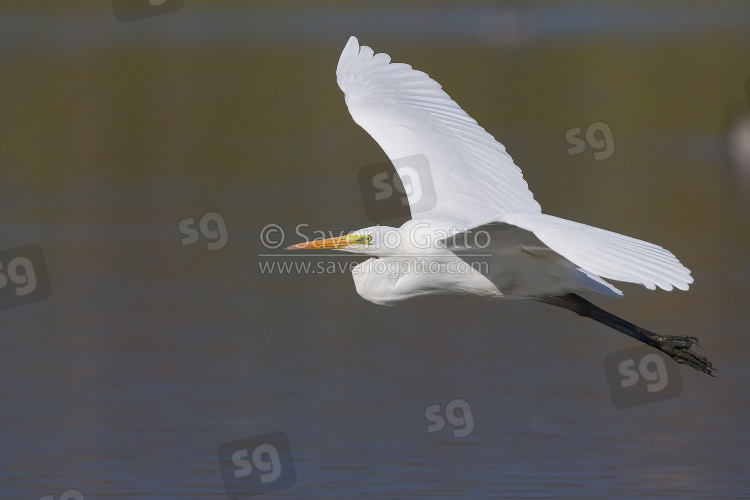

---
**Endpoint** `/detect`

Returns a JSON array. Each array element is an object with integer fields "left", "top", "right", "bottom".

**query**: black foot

[
  {"left": 642, "top": 330, "right": 716, "bottom": 376},
  {"left": 537, "top": 294, "right": 716, "bottom": 377}
]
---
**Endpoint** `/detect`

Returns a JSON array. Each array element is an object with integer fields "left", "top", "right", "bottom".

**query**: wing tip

[
  {"left": 338, "top": 36, "right": 360, "bottom": 68},
  {"left": 657, "top": 263, "right": 693, "bottom": 292},
  {"left": 337, "top": 36, "right": 363, "bottom": 91},
  {"left": 648, "top": 276, "right": 692, "bottom": 292},
  {"left": 344, "top": 35, "right": 359, "bottom": 53}
]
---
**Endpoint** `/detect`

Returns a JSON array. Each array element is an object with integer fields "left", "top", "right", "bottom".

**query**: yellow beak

[{"left": 286, "top": 234, "right": 360, "bottom": 250}]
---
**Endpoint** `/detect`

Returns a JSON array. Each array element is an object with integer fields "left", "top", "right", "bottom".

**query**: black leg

[{"left": 536, "top": 293, "right": 715, "bottom": 376}]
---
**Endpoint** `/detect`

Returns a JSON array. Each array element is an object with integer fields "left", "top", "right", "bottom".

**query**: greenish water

[{"left": 1, "top": 3, "right": 750, "bottom": 499}]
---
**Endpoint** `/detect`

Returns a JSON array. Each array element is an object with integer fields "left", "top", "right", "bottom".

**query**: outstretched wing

[
  {"left": 337, "top": 36, "right": 541, "bottom": 226},
  {"left": 461, "top": 212, "right": 693, "bottom": 293}
]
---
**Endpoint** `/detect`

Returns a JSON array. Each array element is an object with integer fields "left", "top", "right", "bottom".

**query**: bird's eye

[{"left": 364, "top": 235, "right": 373, "bottom": 244}]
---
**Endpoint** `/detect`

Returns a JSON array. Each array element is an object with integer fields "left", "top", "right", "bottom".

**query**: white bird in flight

[{"left": 289, "top": 36, "right": 714, "bottom": 375}]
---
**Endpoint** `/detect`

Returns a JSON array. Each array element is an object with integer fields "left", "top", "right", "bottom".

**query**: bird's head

[{"left": 286, "top": 225, "right": 398, "bottom": 256}]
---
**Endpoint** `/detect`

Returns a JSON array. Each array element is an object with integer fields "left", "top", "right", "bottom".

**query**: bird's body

[
  {"left": 288, "top": 36, "right": 715, "bottom": 375},
  {"left": 347, "top": 217, "right": 624, "bottom": 305},
  {"left": 348, "top": 220, "right": 506, "bottom": 306}
]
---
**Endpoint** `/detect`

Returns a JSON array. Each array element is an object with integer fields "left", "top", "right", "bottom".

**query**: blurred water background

[{"left": 1, "top": 1, "right": 750, "bottom": 498}]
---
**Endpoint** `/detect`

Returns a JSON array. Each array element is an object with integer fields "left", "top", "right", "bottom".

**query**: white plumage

[
  {"left": 288, "top": 37, "right": 714, "bottom": 375},
  {"left": 336, "top": 36, "right": 542, "bottom": 222},
  {"left": 292, "top": 36, "right": 693, "bottom": 304}
]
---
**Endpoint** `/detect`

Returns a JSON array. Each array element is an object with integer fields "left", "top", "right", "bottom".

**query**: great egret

[{"left": 288, "top": 36, "right": 714, "bottom": 376}]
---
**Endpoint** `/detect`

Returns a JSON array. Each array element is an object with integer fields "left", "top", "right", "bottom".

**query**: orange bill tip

[{"left": 285, "top": 235, "right": 355, "bottom": 250}]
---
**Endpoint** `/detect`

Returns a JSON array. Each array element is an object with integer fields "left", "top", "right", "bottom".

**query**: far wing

[
  {"left": 337, "top": 36, "right": 541, "bottom": 226},
  {"left": 463, "top": 212, "right": 693, "bottom": 293},
  {"left": 443, "top": 219, "right": 625, "bottom": 298}
]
